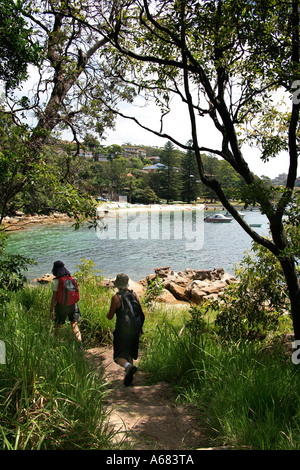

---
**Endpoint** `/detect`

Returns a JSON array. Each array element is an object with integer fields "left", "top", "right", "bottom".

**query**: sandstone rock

[
  {"left": 183, "top": 267, "right": 225, "bottom": 281},
  {"left": 184, "top": 268, "right": 214, "bottom": 281},
  {"left": 139, "top": 273, "right": 156, "bottom": 286},
  {"left": 128, "top": 279, "right": 146, "bottom": 297},
  {"left": 2, "top": 212, "right": 74, "bottom": 231},
  {"left": 220, "top": 272, "right": 236, "bottom": 284},
  {"left": 164, "top": 280, "right": 189, "bottom": 301},
  {"left": 184, "top": 279, "right": 228, "bottom": 303},
  {"left": 141, "top": 267, "right": 236, "bottom": 305},
  {"left": 189, "top": 289, "right": 207, "bottom": 304},
  {"left": 202, "top": 280, "right": 227, "bottom": 294},
  {"left": 164, "top": 274, "right": 188, "bottom": 288},
  {"left": 154, "top": 266, "right": 173, "bottom": 278},
  {"left": 101, "top": 279, "right": 114, "bottom": 288},
  {"left": 53, "top": 212, "right": 68, "bottom": 218},
  {"left": 185, "top": 281, "right": 203, "bottom": 297},
  {"left": 156, "top": 288, "right": 180, "bottom": 304},
  {"left": 34, "top": 273, "right": 55, "bottom": 284}
]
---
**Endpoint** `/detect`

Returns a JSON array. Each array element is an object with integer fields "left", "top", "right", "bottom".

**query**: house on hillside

[
  {"left": 78, "top": 149, "right": 94, "bottom": 159},
  {"left": 272, "top": 173, "right": 287, "bottom": 186},
  {"left": 123, "top": 146, "right": 147, "bottom": 160},
  {"left": 142, "top": 163, "right": 167, "bottom": 173},
  {"left": 148, "top": 156, "right": 160, "bottom": 163},
  {"left": 94, "top": 153, "right": 108, "bottom": 162}
]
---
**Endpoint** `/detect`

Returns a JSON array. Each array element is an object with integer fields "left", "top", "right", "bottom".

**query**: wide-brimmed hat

[{"left": 113, "top": 273, "right": 129, "bottom": 289}]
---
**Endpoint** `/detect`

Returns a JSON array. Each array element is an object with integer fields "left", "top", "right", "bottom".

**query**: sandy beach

[{"left": 97, "top": 202, "right": 206, "bottom": 214}]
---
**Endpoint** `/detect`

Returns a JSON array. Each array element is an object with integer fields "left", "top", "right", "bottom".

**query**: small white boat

[
  {"left": 204, "top": 213, "right": 233, "bottom": 223},
  {"left": 225, "top": 210, "right": 245, "bottom": 218}
]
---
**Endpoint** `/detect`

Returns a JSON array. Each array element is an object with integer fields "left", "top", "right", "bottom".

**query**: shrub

[
  {"left": 143, "top": 277, "right": 164, "bottom": 312},
  {"left": 215, "top": 241, "right": 292, "bottom": 340}
]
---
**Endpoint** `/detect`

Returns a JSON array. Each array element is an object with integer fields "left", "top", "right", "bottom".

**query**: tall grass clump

[
  {"left": 0, "top": 284, "right": 116, "bottom": 449},
  {"left": 73, "top": 258, "right": 114, "bottom": 345},
  {"left": 141, "top": 307, "right": 300, "bottom": 450},
  {"left": 190, "top": 342, "right": 300, "bottom": 450},
  {"left": 140, "top": 303, "right": 214, "bottom": 384}
]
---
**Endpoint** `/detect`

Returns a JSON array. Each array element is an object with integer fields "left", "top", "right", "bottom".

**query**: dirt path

[{"left": 85, "top": 346, "right": 214, "bottom": 451}]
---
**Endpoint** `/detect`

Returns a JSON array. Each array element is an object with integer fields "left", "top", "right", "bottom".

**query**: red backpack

[{"left": 57, "top": 276, "right": 80, "bottom": 306}]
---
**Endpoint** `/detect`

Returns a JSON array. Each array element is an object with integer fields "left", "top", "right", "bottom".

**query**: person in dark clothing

[
  {"left": 107, "top": 273, "right": 144, "bottom": 386},
  {"left": 49, "top": 260, "right": 83, "bottom": 349}
]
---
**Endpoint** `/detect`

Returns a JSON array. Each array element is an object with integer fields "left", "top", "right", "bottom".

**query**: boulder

[
  {"left": 154, "top": 266, "right": 173, "bottom": 278},
  {"left": 164, "top": 280, "right": 189, "bottom": 301},
  {"left": 183, "top": 268, "right": 214, "bottom": 281},
  {"left": 139, "top": 273, "right": 156, "bottom": 286},
  {"left": 183, "top": 267, "right": 225, "bottom": 281},
  {"left": 186, "top": 286, "right": 207, "bottom": 304},
  {"left": 221, "top": 272, "right": 236, "bottom": 284},
  {"left": 156, "top": 288, "right": 180, "bottom": 304},
  {"left": 184, "top": 279, "right": 228, "bottom": 303},
  {"left": 128, "top": 279, "right": 146, "bottom": 297},
  {"left": 202, "top": 280, "right": 228, "bottom": 294},
  {"left": 140, "top": 266, "right": 236, "bottom": 305},
  {"left": 34, "top": 273, "right": 55, "bottom": 284}
]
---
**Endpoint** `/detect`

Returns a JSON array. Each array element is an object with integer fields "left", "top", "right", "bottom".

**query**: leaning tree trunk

[
  {"left": 269, "top": 217, "right": 300, "bottom": 341},
  {"left": 280, "top": 256, "right": 300, "bottom": 341}
]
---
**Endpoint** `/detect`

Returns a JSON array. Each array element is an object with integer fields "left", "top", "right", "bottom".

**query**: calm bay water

[{"left": 5, "top": 209, "right": 269, "bottom": 282}]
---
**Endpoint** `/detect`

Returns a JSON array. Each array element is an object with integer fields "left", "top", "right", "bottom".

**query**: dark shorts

[
  {"left": 113, "top": 331, "right": 140, "bottom": 363},
  {"left": 55, "top": 303, "right": 80, "bottom": 325}
]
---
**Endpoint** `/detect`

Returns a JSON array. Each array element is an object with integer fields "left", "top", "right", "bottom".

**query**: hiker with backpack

[
  {"left": 107, "top": 273, "right": 145, "bottom": 386},
  {"left": 49, "top": 260, "right": 83, "bottom": 350}
]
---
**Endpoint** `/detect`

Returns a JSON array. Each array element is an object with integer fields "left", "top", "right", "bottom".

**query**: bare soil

[{"left": 84, "top": 346, "right": 216, "bottom": 451}]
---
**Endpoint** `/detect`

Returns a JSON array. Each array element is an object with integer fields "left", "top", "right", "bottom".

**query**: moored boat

[
  {"left": 204, "top": 213, "right": 233, "bottom": 223},
  {"left": 225, "top": 210, "right": 245, "bottom": 218}
]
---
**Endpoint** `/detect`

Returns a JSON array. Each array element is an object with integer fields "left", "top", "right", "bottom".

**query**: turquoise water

[{"left": 5, "top": 209, "right": 269, "bottom": 282}]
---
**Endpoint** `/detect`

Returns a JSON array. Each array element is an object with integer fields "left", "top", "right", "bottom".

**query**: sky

[
  {"left": 6, "top": 67, "right": 295, "bottom": 181},
  {"left": 103, "top": 97, "right": 293, "bottom": 180}
]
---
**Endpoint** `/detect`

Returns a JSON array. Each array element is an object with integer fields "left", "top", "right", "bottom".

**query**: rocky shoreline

[
  {"left": 2, "top": 202, "right": 255, "bottom": 232},
  {"left": 35, "top": 266, "right": 236, "bottom": 305},
  {"left": 139, "top": 266, "right": 236, "bottom": 304},
  {"left": 2, "top": 212, "right": 75, "bottom": 231}
]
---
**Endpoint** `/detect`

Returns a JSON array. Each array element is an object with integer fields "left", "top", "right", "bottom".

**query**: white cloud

[{"left": 104, "top": 99, "right": 293, "bottom": 179}]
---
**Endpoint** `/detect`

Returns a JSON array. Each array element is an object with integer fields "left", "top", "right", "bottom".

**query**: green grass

[
  {"left": 0, "top": 284, "right": 116, "bottom": 450},
  {"left": 140, "top": 315, "right": 300, "bottom": 450},
  {"left": 1, "top": 280, "right": 300, "bottom": 450}
]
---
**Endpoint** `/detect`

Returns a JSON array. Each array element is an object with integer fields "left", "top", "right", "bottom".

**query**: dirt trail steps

[{"left": 85, "top": 347, "right": 212, "bottom": 451}]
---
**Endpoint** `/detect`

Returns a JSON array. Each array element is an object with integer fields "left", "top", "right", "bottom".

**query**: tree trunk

[{"left": 280, "top": 256, "right": 300, "bottom": 341}]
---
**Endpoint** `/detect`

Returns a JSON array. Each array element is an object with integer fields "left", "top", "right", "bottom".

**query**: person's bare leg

[
  {"left": 71, "top": 322, "right": 82, "bottom": 342},
  {"left": 116, "top": 357, "right": 128, "bottom": 368}
]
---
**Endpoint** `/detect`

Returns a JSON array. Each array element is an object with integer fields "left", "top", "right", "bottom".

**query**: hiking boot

[{"left": 124, "top": 364, "right": 137, "bottom": 386}]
